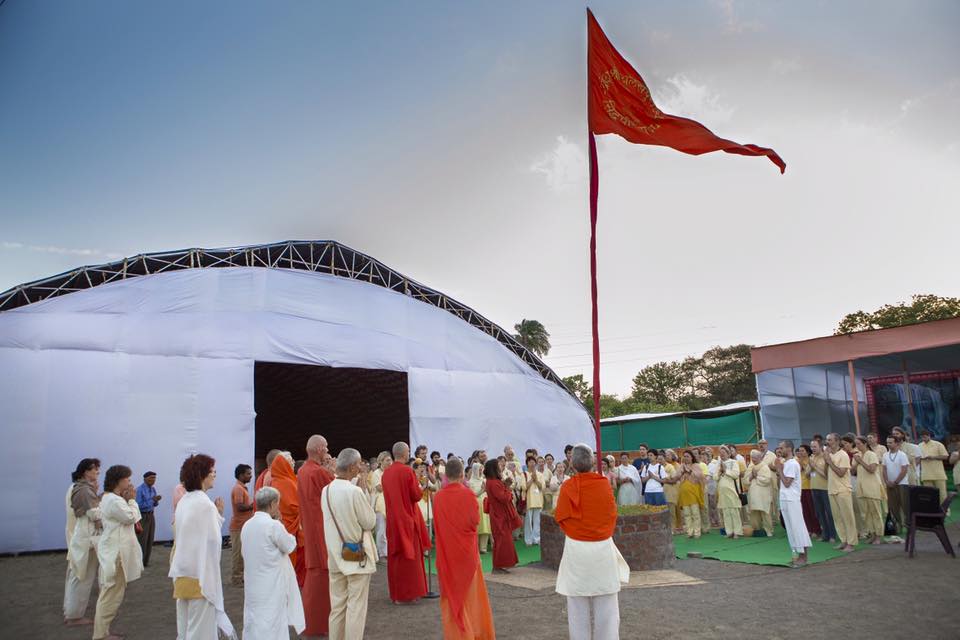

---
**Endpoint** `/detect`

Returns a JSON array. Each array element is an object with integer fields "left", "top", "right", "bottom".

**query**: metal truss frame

[{"left": 0, "top": 240, "right": 580, "bottom": 404}]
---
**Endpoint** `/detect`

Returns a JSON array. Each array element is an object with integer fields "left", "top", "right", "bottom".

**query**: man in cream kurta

[
  {"left": 918, "top": 430, "right": 950, "bottom": 506},
  {"left": 555, "top": 444, "right": 629, "bottom": 640},
  {"left": 241, "top": 487, "right": 305, "bottom": 640},
  {"left": 745, "top": 450, "right": 774, "bottom": 537},
  {"left": 322, "top": 448, "right": 378, "bottom": 640}
]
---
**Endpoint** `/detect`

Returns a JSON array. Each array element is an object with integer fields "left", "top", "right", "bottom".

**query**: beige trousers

[
  {"left": 93, "top": 561, "right": 126, "bottom": 640},
  {"left": 682, "top": 505, "right": 701, "bottom": 537},
  {"left": 229, "top": 530, "right": 244, "bottom": 586},
  {"left": 64, "top": 553, "right": 98, "bottom": 620},
  {"left": 922, "top": 479, "right": 948, "bottom": 506},
  {"left": 829, "top": 492, "right": 858, "bottom": 546},
  {"left": 329, "top": 571, "right": 372, "bottom": 640},
  {"left": 750, "top": 509, "right": 773, "bottom": 536},
  {"left": 858, "top": 496, "right": 884, "bottom": 537},
  {"left": 720, "top": 507, "right": 743, "bottom": 536}
]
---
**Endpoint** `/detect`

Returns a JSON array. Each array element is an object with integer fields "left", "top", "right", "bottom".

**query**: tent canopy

[
  {"left": 599, "top": 401, "right": 761, "bottom": 451},
  {"left": 0, "top": 241, "right": 592, "bottom": 553}
]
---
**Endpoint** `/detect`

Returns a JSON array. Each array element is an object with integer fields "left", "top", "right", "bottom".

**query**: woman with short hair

[
  {"left": 65, "top": 457, "right": 101, "bottom": 627},
  {"left": 93, "top": 465, "right": 143, "bottom": 640},
  {"left": 169, "top": 454, "right": 235, "bottom": 639},
  {"left": 714, "top": 446, "right": 744, "bottom": 538}
]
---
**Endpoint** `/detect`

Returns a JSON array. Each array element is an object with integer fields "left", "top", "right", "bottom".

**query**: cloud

[
  {"left": 655, "top": 75, "right": 734, "bottom": 124},
  {"left": 770, "top": 57, "right": 802, "bottom": 76},
  {"left": 530, "top": 136, "right": 587, "bottom": 193},
  {"left": 1, "top": 241, "right": 122, "bottom": 260},
  {"left": 712, "top": 0, "right": 762, "bottom": 34}
]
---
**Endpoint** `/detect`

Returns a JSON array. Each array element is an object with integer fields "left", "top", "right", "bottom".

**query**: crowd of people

[{"left": 60, "top": 428, "right": 957, "bottom": 639}]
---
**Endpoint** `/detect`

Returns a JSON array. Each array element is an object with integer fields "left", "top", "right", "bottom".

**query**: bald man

[
  {"left": 298, "top": 435, "right": 335, "bottom": 639},
  {"left": 382, "top": 441, "right": 430, "bottom": 603}
]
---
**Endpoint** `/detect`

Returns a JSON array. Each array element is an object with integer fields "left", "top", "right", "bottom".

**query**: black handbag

[
  {"left": 884, "top": 511, "right": 898, "bottom": 536},
  {"left": 735, "top": 476, "right": 748, "bottom": 506}
]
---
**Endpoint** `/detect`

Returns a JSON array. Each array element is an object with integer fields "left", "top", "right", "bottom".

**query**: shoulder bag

[{"left": 325, "top": 485, "right": 366, "bottom": 565}]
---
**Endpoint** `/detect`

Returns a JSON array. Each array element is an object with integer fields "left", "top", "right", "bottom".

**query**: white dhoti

[
  {"left": 780, "top": 499, "right": 811, "bottom": 554},
  {"left": 616, "top": 483, "right": 641, "bottom": 506},
  {"left": 375, "top": 513, "right": 387, "bottom": 557},
  {"left": 176, "top": 598, "right": 217, "bottom": 640},
  {"left": 556, "top": 537, "right": 630, "bottom": 640}
]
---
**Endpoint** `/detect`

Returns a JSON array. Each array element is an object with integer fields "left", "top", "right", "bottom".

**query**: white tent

[{"left": 0, "top": 241, "right": 592, "bottom": 553}]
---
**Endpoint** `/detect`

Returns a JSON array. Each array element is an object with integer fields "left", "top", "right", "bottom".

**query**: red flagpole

[{"left": 587, "top": 10, "right": 603, "bottom": 473}]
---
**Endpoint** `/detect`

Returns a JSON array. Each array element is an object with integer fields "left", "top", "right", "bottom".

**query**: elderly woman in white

[
  {"left": 93, "top": 464, "right": 143, "bottom": 640},
  {"left": 241, "top": 487, "right": 305, "bottom": 640},
  {"left": 169, "top": 453, "right": 236, "bottom": 640}
]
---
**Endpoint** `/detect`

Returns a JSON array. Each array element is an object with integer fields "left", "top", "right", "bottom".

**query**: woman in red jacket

[{"left": 483, "top": 459, "right": 523, "bottom": 574}]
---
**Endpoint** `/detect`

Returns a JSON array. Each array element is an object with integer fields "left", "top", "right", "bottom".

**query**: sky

[{"left": 1, "top": 1, "right": 958, "bottom": 397}]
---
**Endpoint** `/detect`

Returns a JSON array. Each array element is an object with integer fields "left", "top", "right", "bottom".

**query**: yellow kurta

[
  {"left": 714, "top": 462, "right": 741, "bottom": 509},
  {"left": 809, "top": 454, "right": 829, "bottom": 491},
  {"left": 524, "top": 471, "right": 544, "bottom": 510},
  {"left": 745, "top": 463, "right": 773, "bottom": 512},
  {"left": 827, "top": 451, "right": 852, "bottom": 495},
  {"left": 919, "top": 440, "right": 948, "bottom": 481},
  {"left": 854, "top": 451, "right": 883, "bottom": 499},
  {"left": 662, "top": 463, "right": 679, "bottom": 503}
]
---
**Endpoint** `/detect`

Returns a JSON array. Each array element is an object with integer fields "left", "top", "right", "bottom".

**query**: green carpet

[
  {"left": 424, "top": 539, "right": 540, "bottom": 575},
  {"left": 672, "top": 528, "right": 861, "bottom": 567}
]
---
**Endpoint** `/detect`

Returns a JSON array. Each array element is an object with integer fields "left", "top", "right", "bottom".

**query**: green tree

[
  {"left": 631, "top": 361, "right": 687, "bottom": 405},
  {"left": 699, "top": 344, "right": 756, "bottom": 406},
  {"left": 513, "top": 318, "right": 551, "bottom": 357},
  {"left": 561, "top": 374, "right": 592, "bottom": 405},
  {"left": 836, "top": 294, "right": 960, "bottom": 334}
]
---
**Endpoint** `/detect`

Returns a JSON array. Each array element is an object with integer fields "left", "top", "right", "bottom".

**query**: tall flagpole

[{"left": 587, "top": 9, "right": 603, "bottom": 473}]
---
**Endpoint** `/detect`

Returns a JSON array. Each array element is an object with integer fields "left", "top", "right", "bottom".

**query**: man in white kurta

[
  {"left": 775, "top": 441, "right": 811, "bottom": 567},
  {"left": 555, "top": 444, "right": 629, "bottom": 640},
  {"left": 322, "top": 448, "right": 379, "bottom": 640},
  {"left": 242, "top": 487, "right": 305, "bottom": 640}
]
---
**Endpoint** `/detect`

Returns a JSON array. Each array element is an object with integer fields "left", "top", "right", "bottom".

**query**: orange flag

[{"left": 587, "top": 9, "right": 785, "bottom": 173}]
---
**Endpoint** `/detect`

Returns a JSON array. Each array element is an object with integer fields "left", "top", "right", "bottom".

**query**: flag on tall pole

[{"left": 586, "top": 9, "right": 784, "bottom": 469}]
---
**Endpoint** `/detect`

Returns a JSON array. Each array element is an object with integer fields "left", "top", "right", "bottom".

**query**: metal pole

[
  {"left": 424, "top": 488, "right": 439, "bottom": 599},
  {"left": 848, "top": 360, "right": 862, "bottom": 436},
  {"left": 901, "top": 358, "right": 918, "bottom": 441}
]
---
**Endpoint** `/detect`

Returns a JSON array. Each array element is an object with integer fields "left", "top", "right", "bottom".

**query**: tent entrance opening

[{"left": 254, "top": 362, "right": 409, "bottom": 468}]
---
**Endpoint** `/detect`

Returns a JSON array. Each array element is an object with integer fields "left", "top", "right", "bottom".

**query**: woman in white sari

[
  {"left": 615, "top": 453, "right": 642, "bottom": 506},
  {"left": 64, "top": 458, "right": 101, "bottom": 626},
  {"left": 169, "top": 454, "right": 236, "bottom": 640}
]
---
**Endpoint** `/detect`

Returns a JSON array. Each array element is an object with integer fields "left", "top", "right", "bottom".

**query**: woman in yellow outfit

[
  {"left": 677, "top": 450, "right": 705, "bottom": 538},
  {"left": 714, "top": 445, "right": 744, "bottom": 538},
  {"left": 661, "top": 449, "right": 682, "bottom": 533},
  {"left": 852, "top": 435, "right": 884, "bottom": 544}
]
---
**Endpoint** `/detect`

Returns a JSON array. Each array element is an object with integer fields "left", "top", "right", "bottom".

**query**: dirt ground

[{"left": 2, "top": 521, "right": 959, "bottom": 640}]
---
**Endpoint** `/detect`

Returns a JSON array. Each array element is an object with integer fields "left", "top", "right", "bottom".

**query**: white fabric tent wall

[{"left": 0, "top": 267, "right": 591, "bottom": 553}]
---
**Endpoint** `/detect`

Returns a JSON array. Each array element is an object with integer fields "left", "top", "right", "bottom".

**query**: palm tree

[{"left": 513, "top": 319, "right": 551, "bottom": 357}]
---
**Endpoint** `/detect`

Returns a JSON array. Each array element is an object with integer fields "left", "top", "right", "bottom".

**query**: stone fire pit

[{"left": 539, "top": 507, "right": 675, "bottom": 571}]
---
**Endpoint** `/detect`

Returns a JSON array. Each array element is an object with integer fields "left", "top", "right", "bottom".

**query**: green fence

[{"left": 600, "top": 409, "right": 759, "bottom": 452}]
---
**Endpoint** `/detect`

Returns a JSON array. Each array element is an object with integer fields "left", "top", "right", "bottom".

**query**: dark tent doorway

[{"left": 254, "top": 362, "right": 410, "bottom": 471}]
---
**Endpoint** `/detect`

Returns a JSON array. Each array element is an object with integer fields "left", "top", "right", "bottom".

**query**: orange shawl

[
  {"left": 270, "top": 455, "right": 303, "bottom": 571},
  {"left": 554, "top": 472, "right": 617, "bottom": 541}
]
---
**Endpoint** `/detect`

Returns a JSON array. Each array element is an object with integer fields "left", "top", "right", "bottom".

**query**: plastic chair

[{"left": 904, "top": 490, "right": 956, "bottom": 558}]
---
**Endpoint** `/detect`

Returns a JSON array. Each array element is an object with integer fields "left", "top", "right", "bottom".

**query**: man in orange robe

[
  {"left": 434, "top": 458, "right": 496, "bottom": 639},
  {"left": 554, "top": 443, "right": 629, "bottom": 640},
  {"left": 382, "top": 441, "right": 431, "bottom": 604},
  {"left": 270, "top": 452, "right": 306, "bottom": 586},
  {"left": 297, "top": 435, "right": 335, "bottom": 639},
  {"left": 255, "top": 449, "right": 282, "bottom": 492}
]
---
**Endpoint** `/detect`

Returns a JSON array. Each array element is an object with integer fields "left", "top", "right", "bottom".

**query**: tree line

[{"left": 510, "top": 294, "right": 960, "bottom": 419}]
